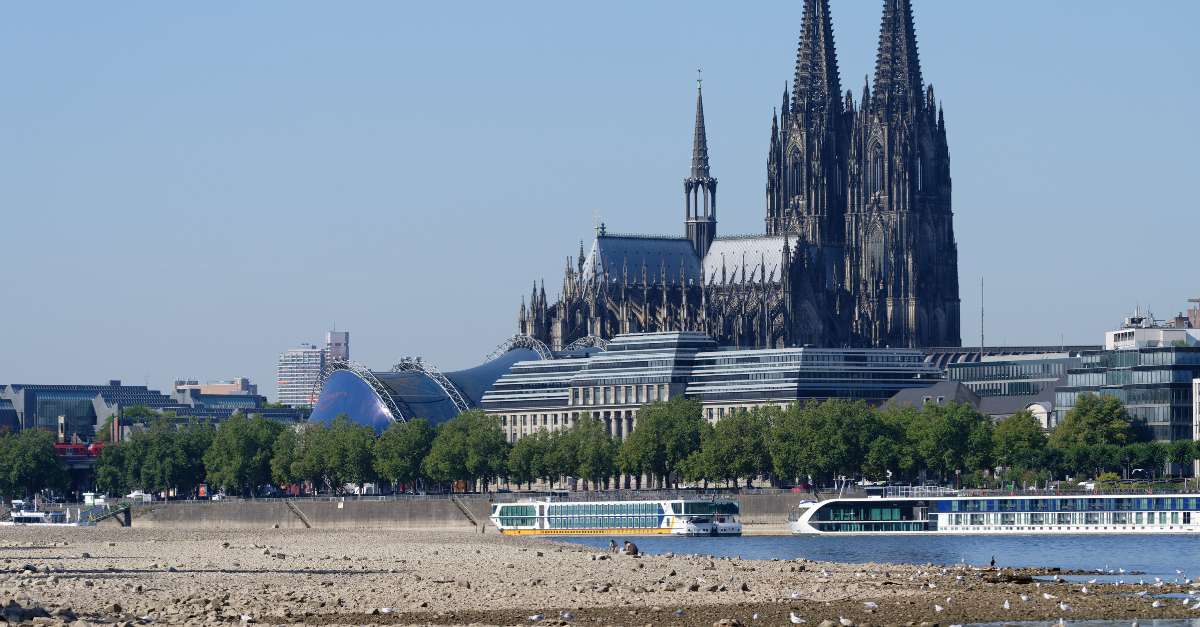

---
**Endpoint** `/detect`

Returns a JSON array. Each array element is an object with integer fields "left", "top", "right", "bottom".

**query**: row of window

[
  {"left": 548, "top": 517, "right": 659, "bottom": 529},
  {"left": 813, "top": 522, "right": 924, "bottom": 532},
  {"left": 948, "top": 497, "right": 1200, "bottom": 512},
  {"left": 828, "top": 507, "right": 904, "bottom": 521},
  {"left": 946, "top": 511, "right": 1191, "bottom": 526},
  {"left": 1069, "top": 369, "right": 1200, "bottom": 387},
  {"left": 572, "top": 385, "right": 668, "bottom": 406},
  {"left": 950, "top": 362, "right": 1073, "bottom": 382}
]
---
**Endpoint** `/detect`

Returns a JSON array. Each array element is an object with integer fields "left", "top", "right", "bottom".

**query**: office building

[
  {"left": 948, "top": 354, "right": 1082, "bottom": 398},
  {"left": 277, "top": 344, "right": 326, "bottom": 407},
  {"left": 173, "top": 378, "right": 257, "bottom": 396},
  {"left": 481, "top": 332, "right": 944, "bottom": 442},
  {"left": 325, "top": 331, "right": 349, "bottom": 362}
]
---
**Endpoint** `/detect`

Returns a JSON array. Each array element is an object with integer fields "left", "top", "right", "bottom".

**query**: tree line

[{"left": 76, "top": 391, "right": 1200, "bottom": 497}]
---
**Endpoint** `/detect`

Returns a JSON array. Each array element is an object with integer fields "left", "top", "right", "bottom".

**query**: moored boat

[
  {"left": 788, "top": 487, "right": 1200, "bottom": 535},
  {"left": 490, "top": 497, "right": 741, "bottom": 536}
]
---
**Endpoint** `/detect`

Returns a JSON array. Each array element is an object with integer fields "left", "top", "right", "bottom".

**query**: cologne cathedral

[{"left": 519, "top": 0, "right": 960, "bottom": 350}]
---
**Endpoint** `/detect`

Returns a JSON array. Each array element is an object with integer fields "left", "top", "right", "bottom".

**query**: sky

[{"left": 2, "top": 1, "right": 1197, "bottom": 401}]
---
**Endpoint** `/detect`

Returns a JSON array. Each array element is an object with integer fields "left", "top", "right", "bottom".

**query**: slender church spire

[
  {"left": 872, "top": 0, "right": 923, "bottom": 113},
  {"left": 691, "top": 75, "right": 710, "bottom": 179},
  {"left": 792, "top": 0, "right": 843, "bottom": 118},
  {"left": 685, "top": 71, "right": 717, "bottom": 259}
]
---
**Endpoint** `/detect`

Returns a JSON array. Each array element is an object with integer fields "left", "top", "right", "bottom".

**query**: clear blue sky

[{"left": 2, "top": 1, "right": 1197, "bottom": 401}]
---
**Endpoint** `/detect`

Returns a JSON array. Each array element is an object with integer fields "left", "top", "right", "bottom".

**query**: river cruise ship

[
  {"left": 788, "top": 488, "right": 1200, "bottom": 535},
  {"left": 490, "top": 498, "right": 741, "bottom": 536}
]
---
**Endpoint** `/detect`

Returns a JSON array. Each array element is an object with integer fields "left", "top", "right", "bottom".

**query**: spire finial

[
  {"left": 594, "top": 211, "right": 601, "bottom": 237},
  {"left": 697, "top": 68, "right": 702, "bottom": 88}
]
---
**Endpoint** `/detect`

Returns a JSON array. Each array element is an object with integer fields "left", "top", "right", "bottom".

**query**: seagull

[
  {"left": 864, "top": 602, "right": 879, "bottom": 608},
  {"left": 1060, "top": 602, "right": 1073, "bottom": 611},
  {"left": 752, "top": 614, "right": 760, "bottom": 620},
  {"left": 1037, "top": 583, "right": 1043, "bottom": 588},
  {"left": 1003, "top": 600, "right": 1010, "bottom": 610},
  {"left": 839, "top": 617, "right": 853, "bottom": 627},
  {"left": 529, "top": 616, "right": 545, "bottom": 622},
  {"left": 560, "top": 612, "right": 575, "bottom": 619},
  {"left": 1044, "top": 593, "right": 1058, "bottom": 599},
  {"left": 729, "top": 575, "right": 735, "bottom": 582},
  {"left": 1152, "top": 601, "right": 1164, "bottom": 608},
  {"left": 789, "top": 613, "right": 805, "bottom": 624},
  {"left": 1140, "top": 579, "right": 1145, "bottom": 585},
  {"left": 1155, "top": 582, "right": 1165, "bottom": 588},
  {"left": 792, "top": 592, "right": 805, "bottom": 599},
  {"left": 1179, "top": 570, "right": 1185, "bottom": 574},
  {"left": 1134, "top": 591, "right": 1148, "bottom": 597},
  {"left": 1088, "top": 579, "right": 1097, "bottom": 584},
  {"left": 934, "top": 605, "right": 945, "bottom": 613},
  {"left": 379, "top": 608, "right": 394, "bottom": 614},
  {"left": 1155, "top": 577, "right": 1163, "bottom": 583},
  {"left": 1132, "top": 620, "right": 1139, "bottom": 627},
  {"left": 956, "top": 576, "right": 964, "bottom": 581},
  {"left": 697, "top": 577, "right": 707, "bottom": 583},
  {"left": 1120, "top": 568, "right": 1126, "bottom": 574},
  {"left": 1082, "top": 586, "right": 1092, "bottom": 594},
  {"left": 946, "top": 597, "right": 953, "bottom": 604},
  {"left": 1020, "top": 595, "right": 1033, "bottom": 602},
  {"left": 822, "top": 570, "right": 831, "bottom": 577},
  {"left": 240, "top": 617, "right": 253, "bottom": 623},
  {"left": 929, "top": 583, "right": 937, "bottom": 589},
  {"left": 1190, "top": 602, "right": 1200, "bottom": 611}
]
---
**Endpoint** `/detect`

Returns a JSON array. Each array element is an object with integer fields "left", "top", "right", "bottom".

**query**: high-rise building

[
  {"left": 277, "top": 344, "right": 325, "bottom": 407},
  {"left": 325, "top": 331, "right": 349, "bottom": 362},
  {"left": 519, "top": 0, "right": 960, "bottom": 350}
]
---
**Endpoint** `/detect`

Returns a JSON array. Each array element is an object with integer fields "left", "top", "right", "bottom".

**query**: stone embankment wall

[
  {"left": 131, "top": 498, "right": 490, "bottom": 531},
  {"left": 129, "top": 494, "right": 800, "bottom": 534}
]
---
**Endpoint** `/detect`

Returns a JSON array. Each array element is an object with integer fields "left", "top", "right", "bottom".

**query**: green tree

[
  {"left": 320, "top": 414, "right": 378, "bottom": 490},
  {"left": 1049, "top": 393, "right": 1134, "bottom": 449},
  {"left": 700, "top": 407, "right": 770, "bottom": 487},
  {"left": 93, "top": 442, "right": 130, "bottom": 496},
  {"left": 1143, "top": 441, "right": 1168, "bottom": 478},
  {"left": 1168, "top": 439, "right": 1197, "bottom": 479},
  {"left": 623, "top": 396, "right": 710, "bottom": 488},
  {"left": 993, "top": 409, "right": 1048, "bottom": 462},
  {"left": 506, "top": 430, "right": 543, "bottom": 489},
  {"left": 373, "top": 419, "right": 435, "bottom": 490},
  {"left": 769, "top": 400, "right": 827, "bottom": 485},
  {"left": 204, "top": 413, "right": 285, "bottom": 494},
  {"left": 0, "top": 429, "right": 70, "bottom": 498},
  {"left": 574, "top": 415, "right": 619, "bottom": 489},
  {"left": 424, "top": 409, "right": 509, "bottom": 491}
]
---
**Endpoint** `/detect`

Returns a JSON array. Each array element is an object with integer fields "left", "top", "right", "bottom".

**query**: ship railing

[{"left": 882, "top": 486, "right": 964, "bottom": 499}]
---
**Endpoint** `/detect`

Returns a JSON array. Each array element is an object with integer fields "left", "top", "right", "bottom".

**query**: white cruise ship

[
  {"left": 787, "top": 487, "right": 1200, "bottom": 535},
  {"left": 490, "top": 497, "right": 741, "bottom": 536}
]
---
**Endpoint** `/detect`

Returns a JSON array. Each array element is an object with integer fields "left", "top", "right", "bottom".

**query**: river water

[{"left": 562, "top": 535, "right": 1200, "bottom": 581}]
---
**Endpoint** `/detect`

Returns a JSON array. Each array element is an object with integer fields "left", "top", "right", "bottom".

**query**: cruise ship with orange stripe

[{"left": 489, "top": 498, "right": 741, "bottom": 536}]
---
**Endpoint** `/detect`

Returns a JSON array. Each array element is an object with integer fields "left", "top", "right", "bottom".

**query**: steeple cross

[
  {"left": 594, "top": 211, "right": 601, "bottom": 237},
  {"left": 697, "top": 69, "right": 702, "bottom": 87}
]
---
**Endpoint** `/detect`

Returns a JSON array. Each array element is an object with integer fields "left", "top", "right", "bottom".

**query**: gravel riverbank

[{"left": 2, "top": 527, "right": 1197, "bottom": 627}]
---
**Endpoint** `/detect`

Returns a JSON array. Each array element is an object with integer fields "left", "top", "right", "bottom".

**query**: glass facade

[
  {"left": 484, "top": 332, "right": 945, "bottom": 441},
  {"left": 948, "top": 357, "right": 1079, "bottom": 397},
  {"left": 1055, "top": 346, "right": 1200, "bottom": 442}
]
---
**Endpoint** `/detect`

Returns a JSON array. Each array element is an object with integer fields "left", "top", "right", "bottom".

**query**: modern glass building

[
  {"left": 948, "top": 354, "right": 1080, "bottom": 397},
  {"left": 481, "top": 332, "right": 945, "bottom": 442},
  {"left": 1055, "top": 346, "right": 1200, "bottom": 441}
]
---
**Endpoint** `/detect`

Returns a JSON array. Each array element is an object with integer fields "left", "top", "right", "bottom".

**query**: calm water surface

[{"left": 561, "top": 535, "right": 1200, "bottom": 580}]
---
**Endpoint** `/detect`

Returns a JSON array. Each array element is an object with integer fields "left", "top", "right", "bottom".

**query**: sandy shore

[{"left": 2, "top": 527, "right": 1197, "bottom": 626}]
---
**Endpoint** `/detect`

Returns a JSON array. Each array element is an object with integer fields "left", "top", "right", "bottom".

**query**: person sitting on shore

[
  {"left": 624, "top": 541, "right": 639, "bottom": 556},
  {"left": 608, "top": 538, "right": 617, "bottom": 553}
]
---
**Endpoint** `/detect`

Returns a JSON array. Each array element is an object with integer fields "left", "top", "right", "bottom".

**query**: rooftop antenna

[{"left": 980, "top": 276, "right": 984, "bottom": 360}]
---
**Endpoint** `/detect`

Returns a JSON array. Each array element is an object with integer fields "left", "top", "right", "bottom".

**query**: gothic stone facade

[{"left": 519, "top": 0, "right": 960, "bottom": 350}]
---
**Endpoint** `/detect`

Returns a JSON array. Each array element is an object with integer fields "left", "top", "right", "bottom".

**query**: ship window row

[
  {"left": 947, "top": 497, "right": 1199, "bottom": 512},
  {"left": 549, "top": 517, "right": 658, "bottom": 529},
  {"left": 549, "top": 503, "right": 661, "bottom": 516},
  {"left": 829, "top": 507, "right": 902, "bottom": 521},
  {"left": 813, "top": 522, "right": 924, "bottom": 532},
  {"left": 946, "top": 511, "right": 1191, "bottom": 526}
]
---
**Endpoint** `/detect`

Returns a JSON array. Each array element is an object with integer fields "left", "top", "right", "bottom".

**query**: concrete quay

[{"left": 126, "top": 494, "right": 798, "bottom": 535}]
